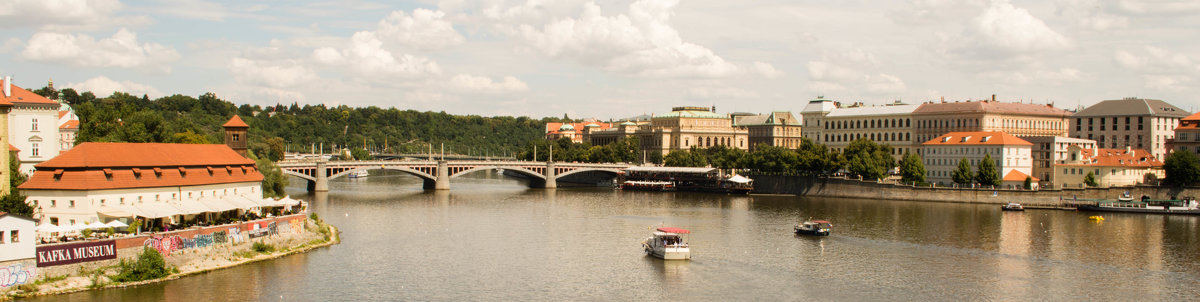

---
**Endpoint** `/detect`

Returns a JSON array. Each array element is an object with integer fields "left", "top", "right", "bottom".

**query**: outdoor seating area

[{"left": 35, "top": 196, "right": 305, "bottom": 244}]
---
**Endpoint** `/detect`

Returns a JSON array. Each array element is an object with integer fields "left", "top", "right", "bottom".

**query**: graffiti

[
  {"left": 289, "top": 218, "right": 304, "bottom": 234},
  {"left": 213, "top": 231, "right": 227, "bottom": 244},
  {"left": 144, "top": 236, "right": 184, "bottom": 256},
  {"left": 194, "top": 234, "right": 213, "bottom": 248},
  {"left": 268, "top": 222, "right": 278, "bottom": 236},
  {"left": 0, "top": 264, "right": 34, "bottom": 287},
  {"left": 228, "top": 228, "right": 244, "bottom": 244}
]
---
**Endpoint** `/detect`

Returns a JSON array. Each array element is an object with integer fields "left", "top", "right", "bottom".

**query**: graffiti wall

[{"left": 0, "top": 263, "right": 34, "bottom": 287}]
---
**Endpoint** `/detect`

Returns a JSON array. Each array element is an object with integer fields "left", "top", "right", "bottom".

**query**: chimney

[{"left": 3, "top": 76, "right": 10, "bottom": 97}]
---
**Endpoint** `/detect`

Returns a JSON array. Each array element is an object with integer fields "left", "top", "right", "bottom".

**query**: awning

[
  {"left": 276, "top": 197, "right": 301, "bottom": 207},
  {"left": 86, "top": 221, "right": 109, "bottom": 229},
  {"left": 105, "top": 220, "right": 129, "bottom": 228},
  {"left": 656, "top": 227, "right": 690, "bottom": 234},
  {"left": 171, "top": 200, "right": 215, "bottom": 214},
  {"left": 36, "top": 224, "right": 65, "bottom": 234},
  {"left": 135, "top": 203, "right": 184, "bottom": 218},
  {"left": 726, "top": 175, "right": 753, "bottom": 184},
  {"left": 224, "top": 195, "right": 260, "bottom": 209},
  {"left": 198, "top": 198, "right": 240, "bottom": 212},
  {"left": 97, "top": 205, "right": 143, "bottom": 218}
]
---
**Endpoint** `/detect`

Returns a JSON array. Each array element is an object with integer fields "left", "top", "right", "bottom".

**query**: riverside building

[
  {"left": 583, "top": 106, "right": 749, "bottom": 156},
  {"left": 1167, "top": 112, "right": 1200, "bottom": 155},
  {"left": 1070, "top": 97, "right": 1190, "bottom": 160},
  {"left": 921, "top": 131, "right": 1034, "bottom": 188},
  {"left": 800, "top": 98, "right": 918, "bottom": 159},
  {"left": 1052, "top": 146, "right": 1164, "bottom": 188},
  {"left": 733, "top": 111, "right": 804, "bottom": 150},
  {"left": 4, "top": 79, "right": 62, "bottom": 176},
  {"left": 1022, "top": 136, "right": 1098, "bottom": 183},
  {"left": 911, "top": 96, "right": 1071, "bottom": 147}
]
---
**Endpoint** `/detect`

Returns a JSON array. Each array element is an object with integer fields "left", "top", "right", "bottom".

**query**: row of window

[
  {"left": 0, "top": 230, "right": 18, "bottom": 244},
  {"left": 31, "top": 188, "right": 254, "bottom": 209},
  {"left": 823, "top": 132, "right": 911, "bottom": 143},
  {"left": 824, "top": 118, "right": 911, "bottom": 130}
]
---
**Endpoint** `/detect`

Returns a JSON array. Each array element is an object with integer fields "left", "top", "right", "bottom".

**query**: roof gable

[
  {"left": 223, "top": 115, "right": 249, "bottom": 128},
  {"left": 1074, "top": 98, "right": 1190, "bottom": 118},
  {"left": 922, "top": 131, "right": 1032, "bottom": 146}
]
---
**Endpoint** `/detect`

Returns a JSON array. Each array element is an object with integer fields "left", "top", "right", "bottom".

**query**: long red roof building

[{"left": 20, "top": 142, "right": 262, "bottom": 191}]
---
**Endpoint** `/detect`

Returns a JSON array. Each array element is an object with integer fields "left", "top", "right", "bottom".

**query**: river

[{"left": 29, "top": 171, "right": 1200, "bottom": 301}]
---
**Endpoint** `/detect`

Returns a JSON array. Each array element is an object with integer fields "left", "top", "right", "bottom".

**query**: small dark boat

[
  {"left": 794, "top": 220, "right": 832, "bottom": 236},
  {"left": 1001, "top": 203, "right": 1024, "bottom": 211}
]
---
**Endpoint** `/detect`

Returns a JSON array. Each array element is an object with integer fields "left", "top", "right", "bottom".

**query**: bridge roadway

[{"left": 276, "top": 160, "right": 634, "bottom": 191}]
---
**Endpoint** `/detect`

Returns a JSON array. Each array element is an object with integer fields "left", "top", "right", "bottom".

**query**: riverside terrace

[{"left": 276, "top": 160, "right": 634, "bottom": 191}]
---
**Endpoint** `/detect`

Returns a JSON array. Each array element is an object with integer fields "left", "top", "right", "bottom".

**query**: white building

[
  {"left": 1053, "top": 146, "right": 1164, "bottom": 188},
  {"left": 921, "top": 131, "right": 1034, "bottom": 187},
  {"left": 0, "top": 212, "right": 35, "bottom": 262},
  {"left": 801, "top": 98, "right": 919, "bottom": 159},
  {"left": 8, "top": 86, "right": 61, "bottom": 176},
  {"left": 58, "top": 108, "right": 78, "bottom": 152},
  {"left": 1023, "top": 136, "right": 1098, "bottom": 183},
  {"left": 20, "top": 142, "right": 264, "bottom": 231}
]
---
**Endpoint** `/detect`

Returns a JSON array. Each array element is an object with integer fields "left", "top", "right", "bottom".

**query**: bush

[
  {"left": 252, "top": 242, "right": 275, "bottom": 254},
  {"left": 127, "top": 220, "right": 141, "bottom": 234},
  {"left": 106, "top": 227, "right": 115, "bottom": 237},
  {"left": 112, "top": 247, "right": 171, "bottom": 282},
  {"left": 81, "top": 228, "right": 93, "bottom": 238}
]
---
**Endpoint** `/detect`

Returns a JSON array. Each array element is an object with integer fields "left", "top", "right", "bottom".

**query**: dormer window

[
  {"left": 941, "top": 136, "right": 951, "bottom": 143},
  {"left": 981, "top": 136, "right": 991, "bottom": 142},
  {"left": 103, "top": 168, "right": 113, "bottom": 181}
]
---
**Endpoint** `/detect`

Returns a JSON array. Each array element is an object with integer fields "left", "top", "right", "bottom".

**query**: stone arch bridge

[{"left": 276, "top": 160, "right": 633, "bottom": 191}]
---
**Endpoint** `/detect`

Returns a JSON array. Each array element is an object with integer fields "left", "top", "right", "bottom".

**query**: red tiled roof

[
  {"left": 34, "top": 142, "right": 254, "bottom": 169},
  {"left": 1059, "top": 148, "right": 1163, "bottom": 168},
  {"left": 59, "top": 119, "right": 79, "bottom": 129},
  {"left": 544, "top": 122, "right": 614, "bottom": 135},
  {"left": 58, "top": 111, "right": 68, "bottom": 119},
  {"left": 223, "top": 115, "right": 249, "bottom": 128},
  {"left": 1003, "top": 170, "right": 1039, "bottom": 182},
  {"left": 19, "top": 164, "right": 263, "bottom": 191},
  {"left": 914, "top": 101, "right": 1071, "bottom": 117},
  {"left": 922, "top": 131, "right": 1032, "bottom": 146},
  {"left": 8, "top": 144, "right": 18, "bottom": 152},
  {"left": 1, "top": 79, "right": 58, "bottom": 106},
  {"left": 1176, "top": 112, "right": 1200, "bottom": 130}
]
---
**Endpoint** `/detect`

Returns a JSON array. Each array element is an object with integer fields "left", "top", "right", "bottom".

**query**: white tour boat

[
  {"left": 643, "top": 227, "right": 690, "bottom": 260},
  {"left": 348, "top": 170, "right": 369, "bottom": 179}
]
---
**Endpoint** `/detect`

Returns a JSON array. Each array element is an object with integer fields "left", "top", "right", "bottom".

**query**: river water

[{"left": 29, "top": 171, "right": 1200, "bottom": 301}]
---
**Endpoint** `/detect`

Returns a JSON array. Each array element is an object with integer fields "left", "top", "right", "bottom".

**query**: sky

[{"left": 1, "top": 0, "right": 1198, "bottom": 120}]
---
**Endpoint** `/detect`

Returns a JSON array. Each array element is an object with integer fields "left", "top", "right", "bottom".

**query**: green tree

[
  {"left": 743, "top": 145, "right": 798, "bottom": 173},
  {"left": 250, "top": 151, "right": 289, "bottom": 198},
  {"left": 265, "top": 137, "right": 286, "bottom": 161},
  {"left": 1023, "top": 176, "right": 1033, "bottom": 190},
  {"left": 350, "top": 148, "right": 372, "bottom": 160},
  {"left": 843, "top": 138, "right": 894, "bottom": 180},
  {"left": 171, "top": 130, "right": 211, "bottom": 144},
  {"left": 0, "top": 153, "right": 31, "bottom": 217},
  {"left": 899, "top": 152, "right": 926, "bottom": 184},
  {"left": 1083, "top": 171, "right": 1098, "bottom": 187},
  {"left": 664, "top": 148, "right": 708, "bottom": 167},
  {"left": 952, "top": 157, "right": 974, "bottom": 185},
  {"left": 975, "top": 153, "right": 1001, "bottom": 186},
  {"left": 796, "top": 138, "right": 844, "bottom": 176},
  {"left": 113, "top": 247, "right": 171, "bottom": 282},
  {"left": 1164, "top": 151, "right": 1200, "bottom": 187}
]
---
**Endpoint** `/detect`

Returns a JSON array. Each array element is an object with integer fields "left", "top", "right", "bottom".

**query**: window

[
  {"left": 69, "top": 200, "right": 75, "bottom": 208},
  {"left": 49, "top": 217, "right": 58, "bottom": 225},
  {"left": 31, "top": 143, "right": 39, "bottom": 157},
  {"left": 232, "top": 133, "right": 240, "bottom": 142},
  {"left": 50, "top": 200, "right": 56, "bottom": 208},
  {"left": 31, "top": 118, "right": 38, "bottom": 131},
  {"left": 10, "top": 230, "right": 18, "bottom": 243}
]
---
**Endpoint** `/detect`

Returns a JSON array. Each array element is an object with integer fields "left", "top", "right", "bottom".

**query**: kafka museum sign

[{"left": 36, "top": 241, "right": 117, "bottom": 267}]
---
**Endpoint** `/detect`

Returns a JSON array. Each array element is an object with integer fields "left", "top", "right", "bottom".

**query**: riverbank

[
  {"left": 3, "top": 216, "right": 339, "bottom": 300},
  {"left": 749, "top": 174, "right": 1200, "bottom": 206}
]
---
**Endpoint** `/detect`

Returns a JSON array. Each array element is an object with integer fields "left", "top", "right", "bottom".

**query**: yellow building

[
  {"left": 1053, "top": 146, "right": 1164, "bottom": 188},
  {"left": 734, "top": 111, "right": 803, "bottom": 150},
  {"left": 1166, "top": 112, "right": 1200, "bottom": 155},
  {"left": 583, "top": 106, "right": 749, "bottom": 156}
]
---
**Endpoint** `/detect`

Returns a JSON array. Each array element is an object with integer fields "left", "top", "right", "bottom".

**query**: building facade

[
  {"left": 1069, "top": 97, "right": 1191, "bottom": 161},
  {"left": 0, "top": 212, "right": 34, "bottom": 262},
  {"left": 912, "top": 97, "right": 1071, "bottom": 147},
  {"left": 5, "top": 79, "right": 61, "bottom": 176},
  {"left": 59, "top": 109, "right": 79, "bottom": 153},
  {"left": 582, "top": 106, "right": 749, "bottom": 156},
  {"left": 545, "top": 121, "right": 613, "bottom": 143},
  {"left": 921, "top": 132, "right": 1033, "bottom": 186},
  {"left": 1166, "top": 112, "right": 1200, "bottom": 155},
  {"left": 0, "top": 78, "right": 19, "bottom": 195},
  {"left": 1052, "top": 146, "right": 1164, "bottom": 188},
  {"left": 733, "top": 111, "right": 803, "bottom": 150},
  {"left": 1023, "top": 136, "right": 1098, "bottom": 183}
]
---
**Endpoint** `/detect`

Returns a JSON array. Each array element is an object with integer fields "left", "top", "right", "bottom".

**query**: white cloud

[
  {"left": 65, "top": 76, "right": 163, "bottom": 98},
  {"left": 447, "top": 74, "right": 528, "bottom": 94},
  {"left": 1055, "top": 0, "right": 1129, "bottom": 30},
  {"left": 947, "top": 0, "right": 1072, "bottom": 60},
  {"left": 312, "top": 31, "right": 442, "bottom": 80},
  {"left": 1144, "top": 75, "right": 1191, "bottom": 91},
  {"left": 229, "top": 57, "right": 317, "bottom": 88},
  {"left": 20, "top": 29, "right": 181, "bottom": 72},
  {"left": 866, "top": 74, "right": 907, "bottom": 94},
  {"left": 511, "top": 0, "right": 779, "bottom": 78},
  {"left": 979, "top": 67, "right": 1086, "bottom": 84},
  {"left": 1113, "top": 46, "right": 1195, "bottom": 72},
  {"left": 0, "top": 0, "right": 135, "bottom": 30},
  {"left": 376, "top": 9, "right": 465, "bottom": 51},
  {"left": 1112, "top": 0, "right": 1200, "bottom": 15}
]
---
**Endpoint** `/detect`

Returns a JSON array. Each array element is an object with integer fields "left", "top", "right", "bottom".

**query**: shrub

[
  {"left": 127, "top": 220, "right": 141, "bottom": 234},
  {"left": 81, "top": 228, "right": 93, "bottom": 238},
  {"left": 112, "top": 247, "right": 171, "bottom": 282},
  {"left": 106, "top": 227, "right": 115, "bottom": 237},
  {"left": 252, "top": 242, "right": 275, "bottom": 254}
]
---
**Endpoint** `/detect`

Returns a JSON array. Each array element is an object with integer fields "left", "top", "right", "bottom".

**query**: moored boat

[
  {"left": 1077, "top": 197, "right": 1200, "bottom": 215},
  {"left": 348, "top": 170, "right": 369, "bottom": 179},
  {"left": 620, "top": 180, "right": 676, "bottom": 191},
  {"left": 794, "top": 220, "right": 832, "bottom": 236},
  {"left": 1001, "top": 203, "right": 1024, "bottom": 211},
  {"left": 643, "top": 227, "right": 690, "bottom": 260}
]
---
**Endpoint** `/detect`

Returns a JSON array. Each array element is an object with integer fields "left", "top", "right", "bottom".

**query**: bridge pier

[
  {"left": 314, "top": 161, "right": 329, "bottom": 192},
  {"left": 543, "top": 162, "right": 557, "bottom": 189},
  {"left": 434, "top": 160, "right": 450, "bottom": 190}
]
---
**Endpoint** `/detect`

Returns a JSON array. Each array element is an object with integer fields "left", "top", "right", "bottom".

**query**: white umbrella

[
  {"left": 86, "top": 221, "right": 109, "bottom": 229},
  {"left": 36, "top": 224, "right": 64, "bottom": 233},
  {"left": 105, "top": 220, "right": 129, "bottom": 228}
]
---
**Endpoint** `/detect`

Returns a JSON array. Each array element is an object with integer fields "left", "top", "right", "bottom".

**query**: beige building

[
  {"left": 801, "top": 98, "right": 918, "bottom": 159},
  {"left": 1053, "top": 146, "right": 1164, "bottom": 188},
  {"left": 1023, "top": 136, "right": 1098, "bottom": 183},
  {"left": 1167, "top": 112, "right": 1200, "bottom": 155},
  {"left": 583, "top": 106, "right": 748, "bottom": 156},
  {"left": 912, "top": 97, "right": 1071, "bottom": 147},
  {"left": 545, "top": 122, "right": 614, "bottom": 143},
  {"left": 734, "top": 111, "right": 803, "bottom": 150},
  {"left": 921, "top": 131, "right": 1034, "bottom": 187},
  {"left": 1070, "top": 97, "right": 1191, "bottom": 161}
]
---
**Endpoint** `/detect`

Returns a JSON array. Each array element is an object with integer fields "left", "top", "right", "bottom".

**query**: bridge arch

[
  {"left": 449, "top": 166, "right": 546, "bottom": 180},
  {"left": 556, "top": 168, "right": 623, "bottom": 179},
  {"left": 281, "top": 170, "right": 316, "bottom": 182},
  {"left": 326, "top": 167, "right": 437, "bottom": 182}
]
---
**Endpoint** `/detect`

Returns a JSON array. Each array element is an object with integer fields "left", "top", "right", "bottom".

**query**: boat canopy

[
  {"left": 810, "top": 220, "right": 831, "bottom": 224},
  {"left": 657, "top": 227, "right": 690, "bottom": 234},
  {"left": 726, "top": 175, "right": 753, "bottom": 184}
]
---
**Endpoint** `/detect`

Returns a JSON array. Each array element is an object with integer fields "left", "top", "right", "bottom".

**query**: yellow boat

[{"left": 1089, "top": 215, "right": 1104, "bottom": 221}]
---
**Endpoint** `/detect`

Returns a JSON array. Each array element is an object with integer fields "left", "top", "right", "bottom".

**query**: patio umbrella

[
  {"left": 86, "top": 221, "right": 109, "bottom": 229},
  {"left": 105, "top": 220, "right": 129, "bottom": 228},
  {"left": 36, "top": 224, "right": 64, "bottom": 234}
]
